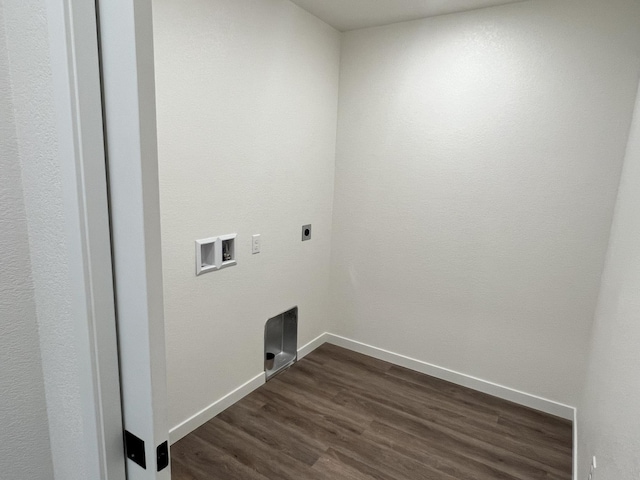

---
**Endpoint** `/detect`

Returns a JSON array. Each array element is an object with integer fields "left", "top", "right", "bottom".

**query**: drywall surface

[
  {"left": 2, "top": 0, "right": 89, "bottom": 478},
  {"left": 0, "top": 3, "right": 53, "bottom": 478},
  {"left": 331, "top": 0, "right": 640, "bottom": 406},
  {"left": 578, "top": 81, "right": 640, "bottom": 479},
  {"left": 153, "top": 0, "right": 340, "bottom": 428}
]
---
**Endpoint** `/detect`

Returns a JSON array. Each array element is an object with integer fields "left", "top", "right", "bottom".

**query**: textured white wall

[
  {"left": 153, "top": 0, "right": 340, "bottom": 429},
  {"left": 2, "top": 0, "right": 91, "bottom": 478},
  {"left": 0, "top": 3, "right": 53, "bottom": 478},
  {"left": 578, "top": 81, "right": 640, "bottom": 479},
  {"left": 330, "top": 0, "right": 640, "bottom": 406},
  {"left": 1, "top": 0, "right": 638, "bottom": 475}
]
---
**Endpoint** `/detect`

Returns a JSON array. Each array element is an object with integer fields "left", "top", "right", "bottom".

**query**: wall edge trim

[
  {"left": 325, "top": 333, "right": 576, "bottom": 420},
  {"left": 573, "top": 407, "right": 578, "bottom": 480},
  {"left": 169, "top": 372, "right": 265, "bottom": 444},
  {"left": 171, "top": 331, "right": 576, "bottom": 444},
  {"left": 298, "top": 332, "right": 329, "bottom": 359},
  {"left": 169, "top": 332, "right": 330, "bottom": 444}
]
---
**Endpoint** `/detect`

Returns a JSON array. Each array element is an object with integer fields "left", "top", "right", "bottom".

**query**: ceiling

[{"left": 288, "top": 0, "right": 527, "bottom": 31}]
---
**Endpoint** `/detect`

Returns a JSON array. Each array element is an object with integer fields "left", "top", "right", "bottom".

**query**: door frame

[
  {"left": 97, "top": 0, "right": 171, "bottom": 478},
  {"left": 45, "top": 0, "right": 170, "bottom": 478},
  {"left": 45, "top": 0, "right": 126, "bottom": 479}
]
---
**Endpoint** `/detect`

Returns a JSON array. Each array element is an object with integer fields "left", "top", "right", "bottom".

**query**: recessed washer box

[
  {"left": 195, "top": 233, "right": 237, "bottom": 276},
  {"left": 264, "top": 306, "right": 298, "bottom": 380}
]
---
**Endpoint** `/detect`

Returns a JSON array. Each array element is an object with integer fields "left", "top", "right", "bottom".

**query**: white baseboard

[
  {"left": 169, "top": 332, "right": 329, "bottom": 444},
  {"left": 298, "top": 332, "right": 329, "bottom": 359},
  {"left": 171, "top": 331, "right": 576, "bottom": 445},
  {"left": 169, "top": 372, "right": 265, "bottom": 444},
  {"left": 573, "top": 408, "right": 578, "bottom": 480},
  {"left": 325, "top": 333, "right": 575, "bottom": 421}
]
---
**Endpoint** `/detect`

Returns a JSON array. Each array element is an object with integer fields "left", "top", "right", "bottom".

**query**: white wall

[
  {"left": 2, "top": 0, "right": 97, "bottom": 478},
  {"left": 153, "top": 0, "right": 340, "bottom": 429},
  {"left": 3, "top": 0, "right": 637, "bottom": 475},
  {"left": 0, "top": 3, "right": 53, "bottom": 478},
  {"left": 578, "top": 80, "right": 640, "bottom": 479},
  {"left": 331, "top": 0, "right": 640, "bottom": 406}
]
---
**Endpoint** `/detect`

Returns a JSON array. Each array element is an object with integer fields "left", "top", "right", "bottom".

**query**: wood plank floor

[{"left": 171, "top": 344, "right": 573, "bottom": 480}]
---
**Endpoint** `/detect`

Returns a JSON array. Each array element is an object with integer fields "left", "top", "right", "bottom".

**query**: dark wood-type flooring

[{"left": 171, "top": 344, "right": 573, "bottom": 480}]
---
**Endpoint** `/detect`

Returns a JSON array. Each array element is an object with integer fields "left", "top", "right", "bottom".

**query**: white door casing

[
  {"left": 45, "top": 0, "right": 126, "bottom": 478},
  {"left": 97, "top": 0, "right": 171, "bottom": 478}
]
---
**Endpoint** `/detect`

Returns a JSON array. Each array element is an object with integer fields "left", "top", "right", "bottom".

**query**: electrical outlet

[{"left": 301, "top": 224, "right": 311, "bottom": 241}]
